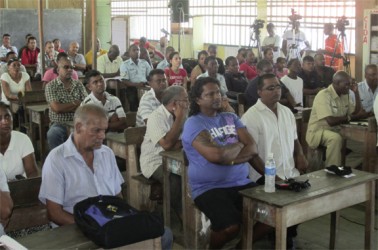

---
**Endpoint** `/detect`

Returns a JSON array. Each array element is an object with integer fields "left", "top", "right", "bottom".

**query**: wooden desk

[
  {"left": 106, "top": 132, "right": 127, "bottom": 159},
  {"left": 18, "top": 223, "right": 161, "bottom": 249},
  {"left": 160, "top": 149, "right": 185, "bottom": 228},
  {"left": 27, "top": 104, "right": 49, "bottom": 163},
  {"left": 240, "top": 169, "right": 377, "bottom": 249},
  {"left": 340, "top": 118, "right": 377, "bottom": 174}
]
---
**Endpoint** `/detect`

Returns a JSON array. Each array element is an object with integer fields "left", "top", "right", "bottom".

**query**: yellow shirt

[
  {"left": 306, "top": 84, "right": 355, "bottom": 147},
  {"left": 85, "top": 49, "right": 107, "bottom": 65}
]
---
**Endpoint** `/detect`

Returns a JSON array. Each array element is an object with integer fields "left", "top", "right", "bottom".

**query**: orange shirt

[{"left": 324, "top": 34, "right": 344, "bottom": 71}]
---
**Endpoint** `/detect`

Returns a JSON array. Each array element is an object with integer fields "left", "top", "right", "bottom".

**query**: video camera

[
  {"left": 288, "top": 8, "right": 302, "bottom": 23},
  {"left": 336, "top": 16, "right": 349, "bottom": 32},
  {"left": 250, "top": 19, "right": 265, "bottom": 30}
]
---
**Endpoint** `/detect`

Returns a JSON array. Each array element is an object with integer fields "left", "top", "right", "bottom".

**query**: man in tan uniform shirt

[{"left": 306, "top": 71, "right": 366, "bottom": 167}]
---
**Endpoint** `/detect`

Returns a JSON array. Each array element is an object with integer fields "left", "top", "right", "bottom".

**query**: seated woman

[
  {"left": 239, "top": 49, "right": 257, "bottom": 80},
  {"left": 0, "top": 167, "right": 13, "bottom": 236},
  {"left": 0, "top": 58, "right": 32, "bottom": 105},
  {"left": 224, "top": 56, "right": 248, "bottom": 93},
  {"left": 164, "top": 52, "right": 188, "bottom": 90},
  {"left": 263, "top": 47, "right": 274, "bottom": 65},
  {"left": 190, "top": 50, "right": 208, "bottom": 87},
  {"left": 275, "top": 57, "right": 289, "bottom": 79},
  {"left": 0, "top": 102, "right": 38, "bottom": 181}
]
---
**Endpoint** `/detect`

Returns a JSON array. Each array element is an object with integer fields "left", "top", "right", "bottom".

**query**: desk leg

[
  {"left": 275, "top": 208, "right": 286, "bottom": 250},
  {"left": 365, "top": 180, "right": 375, "bottom": 249},
  {"left": 39, "top": 113, "right": 47, "bottom": 164},
  {"left": 242, "top": 198, "right": 253, "bottom": 249},
  {"left": 329, "top": 210, "right": 340, "bottom": 249},
  {"left": 162, "top": 157, "right": 171, "bottom": 227}
]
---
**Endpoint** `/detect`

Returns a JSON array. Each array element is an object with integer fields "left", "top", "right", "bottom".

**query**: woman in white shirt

[
  {"left": 1, "top": 58, "right": 32, "bottom": 105},
  {"left": 0, "top": 167, "right": 13, "bottom": 236},
  {"left": 0, "top": 102, "right": 38, "bottom": 181}
]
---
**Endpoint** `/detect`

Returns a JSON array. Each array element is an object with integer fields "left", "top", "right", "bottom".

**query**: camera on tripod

[
  {"left": 336, "top": 16, "right": 349, "bottom": 32},
  {"left": 250, "top": 19, "right": 265, "bottom": 30}
]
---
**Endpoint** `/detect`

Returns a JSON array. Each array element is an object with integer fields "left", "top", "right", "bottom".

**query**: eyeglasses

[
  {"left": 62, "top": 65, "right": 74, "bottom": 70},
  {"left": 263, "top": 84, "right": 282, "bottom": 91}
]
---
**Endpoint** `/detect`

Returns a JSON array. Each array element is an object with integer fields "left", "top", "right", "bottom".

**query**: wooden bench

[
  {"left": 124, "top": 127, "right": 158, "bottom": 211},
  {"left": 5, "top": 177, "right": 49, "bottom": 233}
]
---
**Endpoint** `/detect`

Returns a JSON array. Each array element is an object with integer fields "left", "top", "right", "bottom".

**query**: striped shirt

[
  {"left": 136, "top": 88, "right": 161, "bottom": 127},
  {"left": 82, "top": 92, "right": 126, "bottom": 119},
  {"left": 45, "top": 78, "right": 87, "bottom": 124}
]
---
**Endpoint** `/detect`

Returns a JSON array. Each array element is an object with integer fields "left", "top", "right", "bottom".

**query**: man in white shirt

[
  {"left": 136, "top": 69, "right": 167, "bottom": 127},
  {"left": 241, "top": 73, "right": 308, "bottom": 180},
  {"left": 81, "top": 70, "right": 127, "bottom": 133},
  {"left": 357, "top": 64, "right": 378, "bottom": 113},
  {"left": 156, "top": 46, "right": 175, "bottom": 70},
  {"left": 262, "top": 23, "right": 281, "bottom": 63},
  {"left": 0, "top": 34, "right": 18, "bottom": 65},
  {"left": 282, "top": 21, "right": 310, "bottom": 61},
  {"left": 97, "top": 45, "right": 123, "bottom": 78},
  {"left": 280, "top": 59, "right": 303, "bottom": 106}
]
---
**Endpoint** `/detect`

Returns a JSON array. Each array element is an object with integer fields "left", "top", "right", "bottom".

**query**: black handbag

[{"left": 73, "top": 195, "right": 164, "bottom": 249}]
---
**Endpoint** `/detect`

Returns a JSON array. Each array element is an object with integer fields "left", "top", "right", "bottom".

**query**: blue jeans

[
  {"left": 47, "top": 123, "right": 68, "bottom": 150},
  {"left": 161, "top": 227, "right": 173, "bottom": 250}
]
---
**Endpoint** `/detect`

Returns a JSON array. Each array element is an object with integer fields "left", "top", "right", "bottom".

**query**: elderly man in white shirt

[
  {"left": 241, "top": 73, "right": 308, "bottom": 180},
  {"left": 357, "top": 64, "right": 378, "bottom": 113}
]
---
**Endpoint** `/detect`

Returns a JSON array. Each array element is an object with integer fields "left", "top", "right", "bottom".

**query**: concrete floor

[{"left": 173, "top": 200, "right": 378, "bottom": 249}]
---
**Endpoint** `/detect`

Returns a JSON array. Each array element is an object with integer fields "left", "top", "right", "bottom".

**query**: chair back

[
  {"left": 126, "top": 111, "right": 137, "bottom": 127},
  {"left": 237, "top": 93, "right": 247, "bottom": 117}
]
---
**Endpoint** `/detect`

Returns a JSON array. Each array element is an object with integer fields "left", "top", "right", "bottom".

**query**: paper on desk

[{"left": 0, "top": 235, "right": 27, "bottom": 250}]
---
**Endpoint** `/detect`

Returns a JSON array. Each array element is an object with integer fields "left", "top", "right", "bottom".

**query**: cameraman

[
  {"left": 282, "top": 21, "right": 311, "bottom": 60},
  {"left": 262, "top": 23, "right": 281, "bottom": 63},
  {"left": 323, "top": 23, "right": 344, "bottom": 71}
]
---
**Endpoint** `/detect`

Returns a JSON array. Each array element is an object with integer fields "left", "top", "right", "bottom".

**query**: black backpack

[{"left": 73, "top": 195, "right": 164, "bottom": 249}]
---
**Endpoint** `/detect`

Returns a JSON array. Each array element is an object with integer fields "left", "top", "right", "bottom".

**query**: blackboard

[{"left": 0, "top": 9, "right": 82, "bottom": 54}]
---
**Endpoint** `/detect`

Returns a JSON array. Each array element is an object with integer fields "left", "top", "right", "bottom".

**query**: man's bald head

[
  {"left": 332, "top": 71, "right": 350, "bottom": 84},
  {"left": 332, "top": 71, "right": 351, "bottom": 95},
  {"left": 108, "top": 45, "right": 120, "bottom": 60}
]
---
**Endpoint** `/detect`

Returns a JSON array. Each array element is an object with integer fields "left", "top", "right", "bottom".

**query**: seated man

[
  {"left": 0, "top": 51, "right": 26, "bottom": 77},
  {"left": 182, "top": 77, "right": 271, "bottom": 249},
  {"left": 81, "top": 70, "right": 127, "bottom": 133},
  {"left": 0, "top": 34, "right": 18, "bottom": 64},
  {"left": 224, "top": 56, "right": 248, "bottom": 93},
  {"left": 197, "top": 56, "right": 228, "bottom": 94},
  {"left": 136, "top": 69, "right": 168, "bottom": 127},
  {"left": 36, "top": 41, "right": 58, "bottom": 77},
  {"left": 156, "top": 46, "right": 175, "bottom": 70},
  {"left": 97, "top": 45, "right": 123, "bottom": 78},
  {"left": 280, "top": 59, "right": 303, "bottom": 106},
  {"left": 20, "top": 36, "right": 40, "bottom": 76},
  {"left": 140, "top": 86, "right": 188, "bottom": 179},
  {"left": 45, "top": 56, "right": 87, "bottom": 150},
  {"left": 140, "top": 85, "right": 188, "bottom": 212},
  {"left": 244, "top": 59, "right": 296, "bottom": 109},
  {"left": 120, "top": 44, "right": 152, "bottom": 111},
  {"left": 306, "top": 71, "right": 366, "bottom": 168},
  {"left": 357, "top": 64, "right": 378, "bottom": 114},
  {"left": 314, "top": 53, "right": 335, "bottom": 88},
  {"left": 39, "top": 104, "right": 172, "bottom": 249},
  {"left": 298, "top": 55, "right": 325, "bottom": 95},
  {"left": 42, "top": 52, "right": 79, "bottom": 88},
  {"left": 207, "top": 44, "right": 225, "bottom": 75},
  {"left": 85, "top": 38, "right": 108, "bottom": 67},
  {"left": 0, "top": 167, "right": 12, "bottom": 236},
  {"left": 241, "top": 73, "right": 308, "bottom": 180},
  {"left": 67, "top": 41, "right": 86, "bottom": 76}
]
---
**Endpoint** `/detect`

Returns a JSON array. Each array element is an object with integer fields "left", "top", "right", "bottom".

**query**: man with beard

[{"left": 45, "top": 56, "right": 87, "bottom": 150}]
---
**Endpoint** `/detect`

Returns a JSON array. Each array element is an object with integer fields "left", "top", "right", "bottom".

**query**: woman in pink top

[{"left": 164, "top": 52, "right": 188, "bottom": 89}]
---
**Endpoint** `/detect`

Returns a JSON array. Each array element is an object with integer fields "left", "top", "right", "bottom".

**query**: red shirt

[
  {"left": 239, "top": 63, "right": 257, "bottom": 80},
  {"left": 21, "top": 48, "right": 39, "bottom": 65},
  {"left": 164, "top": 68, "right": 187, "bottom": 86}
]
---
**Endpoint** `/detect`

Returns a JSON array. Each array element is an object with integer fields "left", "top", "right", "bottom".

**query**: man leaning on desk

[
  {"left": 38, "top": 104, "right": 173, "bottom": 249},
  {"left": 306, "top": 71, "right": 369, "bottom": 168}
]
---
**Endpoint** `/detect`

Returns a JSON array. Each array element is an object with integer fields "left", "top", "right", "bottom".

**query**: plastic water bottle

[{"left": 264, "top": 153, "right": 276, "bottom": 193}]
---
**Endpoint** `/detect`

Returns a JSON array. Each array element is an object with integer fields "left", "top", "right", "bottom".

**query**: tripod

[
  {"left": 285, "top": 25, "right": 302, "bottom": 62},
  {"left": 330, "top": 30, "right": 350, "bottom": 75},
  {"left": 249, "top": 27, "right": 262, "bottom": 60}
]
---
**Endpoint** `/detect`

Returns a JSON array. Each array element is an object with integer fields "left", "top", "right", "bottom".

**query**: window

[{"left": 267, "top": 0, "right": 356, "bottom": 53}]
